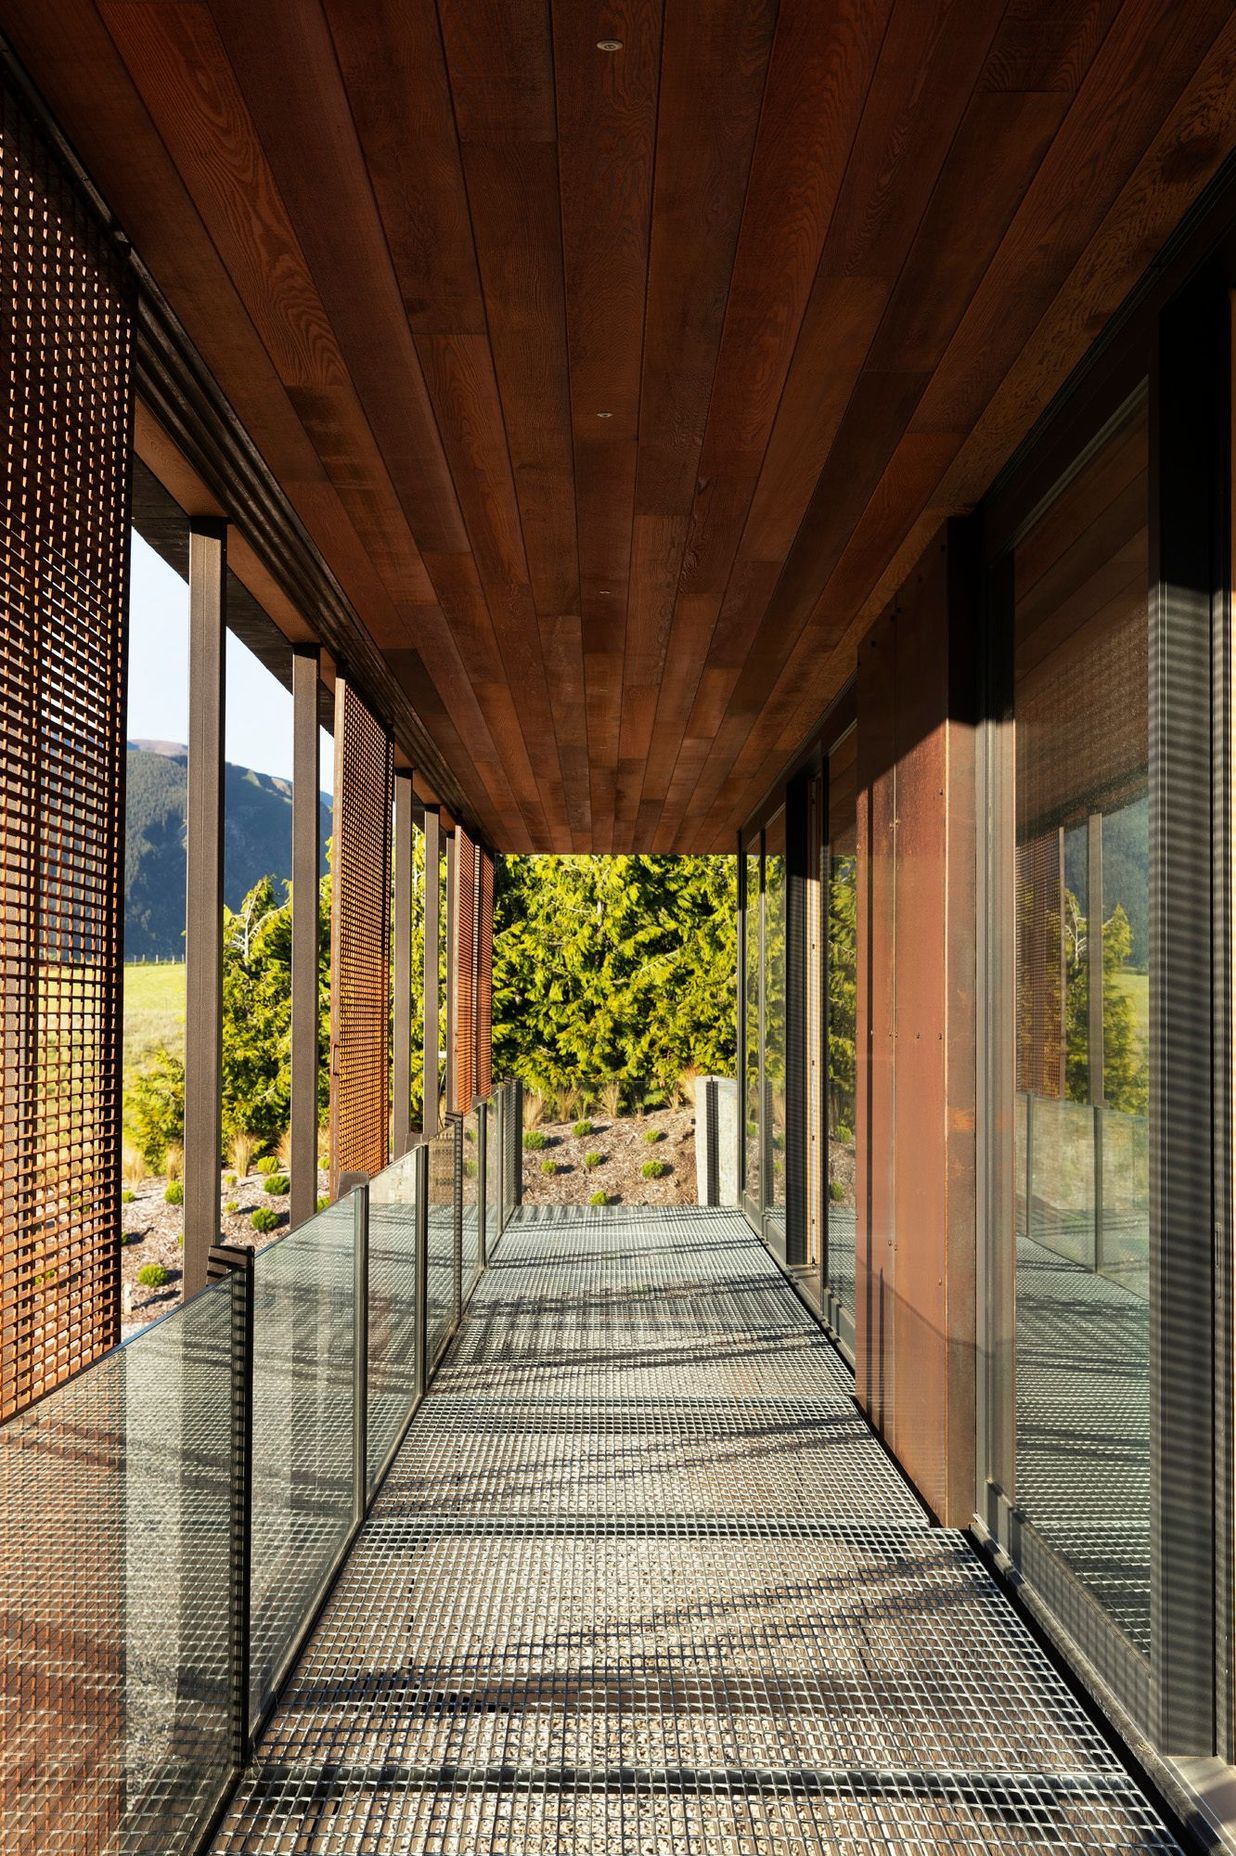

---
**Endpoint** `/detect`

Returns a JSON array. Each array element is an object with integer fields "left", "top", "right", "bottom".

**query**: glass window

[
  {"left": 744, "top": 835, "right": 761, "bottom": 1207},
  {"left": 1012, "top": 392, "right": 1150, "bottom": 1655},
  {"left": 826, "top": 730, "right": 858, "bottom": 1323},
  {"left": 763, "top": 811, "right": 787, "bottom": 1240},
  {"left": 123, "top": 468, "right": 190, "bottom": 1338}
]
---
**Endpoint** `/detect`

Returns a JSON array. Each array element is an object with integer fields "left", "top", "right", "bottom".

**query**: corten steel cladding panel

[
  {"left": 329, "top": 681, "right": 393, "bottom": 1189},
  {"left": 452, "top": 826, "right": 477, "bottom": 1111},
  {"left": 0, "top": 80, "right": 133, "bottom": 1423}
]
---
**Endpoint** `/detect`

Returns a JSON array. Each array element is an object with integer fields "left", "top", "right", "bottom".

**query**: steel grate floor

[{"left": 212, "top": 1207, "right": 1183, "bottom": 1853}]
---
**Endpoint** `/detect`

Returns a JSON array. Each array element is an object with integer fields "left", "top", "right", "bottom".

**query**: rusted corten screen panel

[
  {"left": 329, "top": 679, "right": 393, "bottom": 1186},
  {"left": 475, "top": 846, "right": 494, "bottom": 1098},
  {"left": 453, "top": 827, "right": 477, "bottom": 1110},
  {"left": 0, "top": 83, "right": 132, "bottom": 1424}
]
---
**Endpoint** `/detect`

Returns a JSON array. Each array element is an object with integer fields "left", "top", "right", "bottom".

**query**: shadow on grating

[{"left": 211, "top": 1207, "right": 1183, "bottom": 1855}]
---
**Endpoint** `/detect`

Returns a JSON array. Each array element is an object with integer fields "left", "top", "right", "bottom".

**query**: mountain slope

[{"left": 125, "top": 743, "right": 332, "bottom": 959}]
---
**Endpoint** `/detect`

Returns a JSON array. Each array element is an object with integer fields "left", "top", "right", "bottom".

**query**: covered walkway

[{"left": 211, "top": 1207, "right": 1181, "bottom": 1854}]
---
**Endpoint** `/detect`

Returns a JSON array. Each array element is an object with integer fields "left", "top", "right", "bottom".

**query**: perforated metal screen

[
  {"left": 329, "top": 680, "right": 393, "bottom": 1187},
  {"left": 0, "top": 78, "right": 132, "bottom": 1423}
]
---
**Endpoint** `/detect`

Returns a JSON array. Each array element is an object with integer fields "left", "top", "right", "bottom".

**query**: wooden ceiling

[{"left": 7, "top": 1, "right": 1236, "bottom": 851}]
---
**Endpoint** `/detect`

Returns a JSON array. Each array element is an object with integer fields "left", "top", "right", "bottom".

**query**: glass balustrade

[{"left": 0, "top": 1081, "right": 520, "bottom": 1849}]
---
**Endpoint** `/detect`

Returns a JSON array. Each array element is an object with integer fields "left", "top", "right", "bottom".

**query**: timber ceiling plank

[
  {"left": 205, "top": 0, "right": 558, "bottom": 847},
  {"left": 677, "top": 0, "right": 1236, "bottom": 849},
  {"left": 614, "top": 0, "right": 778, "bottom": 848},
  {"left": 92, "top": 0, "right": 527, "bottom": 846},
  {"left": 746, "top": 0, "right": 1236, "bottom": 821},
  {"left": 3, "top": 0, "right": 515, "bottom": 838},
  {"left": 643, "top": 0, "right": 891, "bottom": 851},
  {"left": 434, "top": 0, "right": 580, "bottom": 846},
  {"left": 8, "top": 0, "right": 1236, "bottom": 852},
  {"left": 671, "top": 0, "right": 1010, "bottom": 848},
  {"left": 553, "top": 0, "right": 661, "bottom": 855},
  {"left": 322, "top": 0, "right": 565, "bottom": 849}
]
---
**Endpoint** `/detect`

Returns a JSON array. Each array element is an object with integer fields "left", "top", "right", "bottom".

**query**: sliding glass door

[{"left": 1010, "top": 391, "right": 1152, "bottom": 1662}]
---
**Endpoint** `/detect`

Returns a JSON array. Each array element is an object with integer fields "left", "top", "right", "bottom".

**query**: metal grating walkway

[{"left": 212, "top": 1206, "right": 1183, "bottom": 1853}]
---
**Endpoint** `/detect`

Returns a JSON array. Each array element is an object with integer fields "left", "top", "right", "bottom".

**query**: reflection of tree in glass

[
  {"left": 744, "top": 853, "right": 761, "bottom": 1198},
  {"left": 763, "top": 855, "right": 787, "bottom": 1206},
  {"left": 1063, "top": 891, "right": 1148, "bottom": 1114},
  {"left": 827, "top": 855, "right": 857, "bottom": 1139},
  {"left": 763, "top": 856, "right": 785, "bottom": 1088}
]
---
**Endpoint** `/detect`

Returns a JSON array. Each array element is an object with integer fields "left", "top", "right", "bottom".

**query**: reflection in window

[
  {"left": 763, "top": 812, "right": 786, "bottom": 1241},
  {"left": 743, "top": 838, "right": 761, "bottom": 1207},
  {"left": 1013, "top": 392, "right": 1150, "bottom": 1655},
  {"left": 826, "top": 730, "right": 857, "bottom": 1321}
]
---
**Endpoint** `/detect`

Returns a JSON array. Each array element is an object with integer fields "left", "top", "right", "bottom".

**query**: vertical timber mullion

[
  {"left": 184, "top": 518, "right": 226, "bottom": 1299},
  {"left": 290, "top": 647, "right": 320, "bottom": 1229},
  {"left": 393, "top": 771, "right": 415, "bottom": 1156}
]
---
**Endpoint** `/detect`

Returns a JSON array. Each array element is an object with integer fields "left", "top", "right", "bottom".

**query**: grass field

[{"left": 124, "top": 961, "right": 185, "bottom": 1069}]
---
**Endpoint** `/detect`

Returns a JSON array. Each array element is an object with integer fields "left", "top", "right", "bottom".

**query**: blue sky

[{"left": 128, "top": 530, "right": 334, "bottom": 794}]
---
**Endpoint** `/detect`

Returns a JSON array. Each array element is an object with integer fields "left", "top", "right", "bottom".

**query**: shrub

[
  {"left": 124, "top": 1046, "right": 184, "bottom": 1170},
  {"left": 251, "top": 1206, "right": 279, "bottom": 1235},
  {"left": 540, "top": 1158, "right": 557, "bottom": 1176},
  {"left": 834, "top": 1124, "right": 854, "bottom": 1147},
  {"left": 224, "top": 1200, "right": 240, "bottom": 1215},
  {"left": 583, "top": 1151, "right": 603, "bottom": 1170},
  {"left": 264, "top": 1173, "right": 290, "bottom": 1197},
  {"left": 572, "top": 1120, "right": 593, "bottom": 1139},
  {"left": 463, "top": 1157, "right": 478, "bottom": 1178},
  {"left": 164, "top": 1142, "right": 183, "bottom": 1183},
  {"left": 276, "top": 1127, "right": 294, "bottom": 1169},
  {"left": 316, "top": 1195, "right": 330, "bottom": 1213},
  {"left": 643, "top": 1128, "right": 665, "bottom": 1144},
  {"left": 120, "top": 1188, "right": 135, "bottom": 1204},
  {"left": 523, "top": 1129, "right": 548, "bottom": 1151},
  {"left": 122, "top": 1142, "right": 146, "bottom": 1188},
  {"left": 136, "top": 1263, "right": 168, "bottom": 1289},
  {"left": 523, "top": 1091, "right": 546, "bottom": 1129},
  {"left": 256, "top": 1155, "right": 280, "bottom": 1176},
  {"left": 829, "top": 1180, "right": 846, "bottom": 1203},
  {"left": 163, "top": 1180, "right": 184, "bottom": 1206},
  {"left": 229, "top": 1132, "right": 257, "bottom": 1178},
  {"left": 588, "top": 1190, "right": 609, "bottom": 1207},
  {"left": 121, "top": 1231, "right": 141, "bottom": 1247},
  {"left": 641, "top": 1159, "right": 670, "bottom": 1180},
  {"left": 599, "top": 1079, "right": 622, "bottom": 1121}
]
